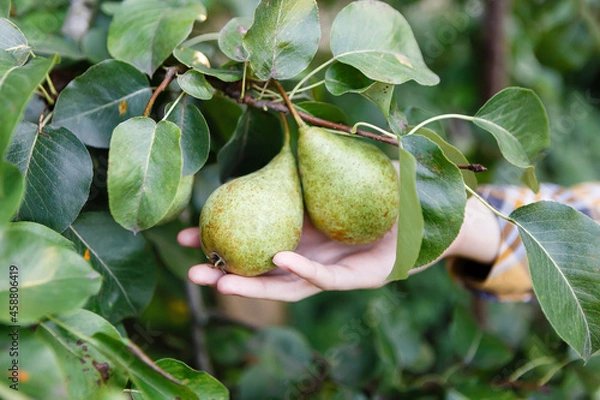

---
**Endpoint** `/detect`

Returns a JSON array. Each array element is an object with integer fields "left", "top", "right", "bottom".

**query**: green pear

[
  {"left": 156, "top": 174, "right": 194, "bottom": 225},
  {"left": 298, "top": 126, "right": 399, "bottom": 245},
  {"left": 199, "top": 135, "right": 303, "bottom": 276}
]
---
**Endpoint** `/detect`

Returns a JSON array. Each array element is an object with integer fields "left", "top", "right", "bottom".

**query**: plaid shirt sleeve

[{"left": 447, "top": 182, "right": 600, "bottom": 301}]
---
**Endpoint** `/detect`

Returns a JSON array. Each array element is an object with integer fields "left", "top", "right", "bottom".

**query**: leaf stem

[
  {"left": 181, "top": 32, "right": 220, "bottom": 47},
  {"left": 143, "top": 66, "right": 180, "bottom": 117},
  {"left": 37, "top": 84, "right": 54, "bottom": 105},
  {"left": 274, "top": 80, "right": 306, "bottom": 128},
  {"left": 293, "top": 79, "right": 326, "bottom": 95},
  {"left": 45, "top": 74, "right": 58, "bottom": 96},
  {"left": 162, "top": 92, "right": 185, "bottom": 121},
  {"left": 406, "top": 113, "right": 476, "bottom": 136},
  {"left": 240, "top": 62, "right": 248, "bottom": 100},
  {"left": 465, "top": 184, "right": 513, "bottom": 222},
  {"left": 289, "top": 57, "right": 336, "bottom": 100},
  {"left": 352, "top": 121, "right": 397, "bottom": 139}
]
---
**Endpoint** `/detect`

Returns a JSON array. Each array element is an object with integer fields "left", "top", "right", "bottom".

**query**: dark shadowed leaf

[
  {"left": 243, "top": 0, "right": 320, "bottom": 80},
  {"left": 0, "top": 222, "right": 101, "bottom": 325},
  {"left": 177, "top": 70, "right": 214, "bottom": 100},
  {"left": 107, "top": 0, "right": 207, "bottom": 76},
  {"left": 6, "top": 123, "right": 93, "bottom": 232},
  {"left": 510, "top": 201, "right": 600, "bottom": 360},
  {"left": 107, "top": 117, "right": 182, "bottom": 232},
  {"left": 0, "top": 161, "right": 24, "bottom": 225},
  {"left": 0, "top": 55, "right": 56, "bottom": 158},
  {"left": 92, "top": 332, "right": 198, "bottom": 400},
  {"left": 330, "top": 1, "right": 439, "bottom": 86},
  {"left": 389, "top": 146, "right": 422, "bottom": 280},
  {"left": 38, "top": 310, "right": 128, "bottom": 399},
  {"left": 218, "top": 16, "right": 251, "bottom": 62},
  {"left": 402, "top": 134, "right": 466, "bottom": 267},
  {"left": 165, "top": 97, "right": 210, "bottom": 176},
  {"left": 64, "top": 212, "right": 157, "bottom": 323},
  {"left": 296, "top": 101, "right": 349, "bottom": 125},
  {"left": 325, "top": 62, "right": 374, "bottom": 95},
  {"left": 52, "top": 60, "right": 152, "bottom": 148},
  {"left": 217, "top": 108, "right": 282, "bottom": 182}
]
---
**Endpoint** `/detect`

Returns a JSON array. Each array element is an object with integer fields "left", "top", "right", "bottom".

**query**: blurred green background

[{"left": 9, "top": 0, "right": 600, "bottom": 398}]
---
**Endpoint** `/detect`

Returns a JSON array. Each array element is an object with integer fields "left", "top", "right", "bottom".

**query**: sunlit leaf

[
  {"left": 243, "top": 0, "right": 320, "bottom": 80},
  {"left": 107, "top": 0, "right": 207, "bottom": 76},
  {"left": 218, "top": 16, "right": 251, "bottom": 62},
  {"left": 153, "top": 359, "right": 228, "bottom": 400},
  {"left": 6, "top": 123, "right": 93, "bottom": 232},
  {"left": 0, "top": 17, "right": 30, "bottom": 65},
  {"left": 510, "top": 201, "right": 600, "bottom": 360},
  {"left": 38, "top": 310, "right": 128, "bottom": 399},
  {"left": 53, "top": 60, "right": 152, "bottom": 148},
  {"left": 389, "top": 146, "right": 422, "bottom": 280},
  {"left": 330, "top": 1, "right": 439, "bottom": 86},
  {"left": 64, "top": 212, "right": 157, "bottom": 323},
  {"left": 107, "top": 117, "right": 182, "bottom": 232},
  {"left": 173, "top": 45, "right": 243, "bottom": 82},
  {"left": 0, "top": 222, "right": 101, "bottom": 325}
]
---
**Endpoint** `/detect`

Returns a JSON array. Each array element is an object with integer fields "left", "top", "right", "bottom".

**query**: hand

[{"left": 177, "top": 215, "right": 401, "bottom": 302}]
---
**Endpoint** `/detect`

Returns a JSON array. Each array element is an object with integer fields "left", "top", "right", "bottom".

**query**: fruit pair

[{"left": 200, "top": 118, "right": 399, "bottom": 276}]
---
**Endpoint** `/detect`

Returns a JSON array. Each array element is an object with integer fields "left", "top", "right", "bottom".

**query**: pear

[
  {"left": 199, "top": 129, "right": 303, "bottom": 276},
  {"left": 298, "top": 126, "right": 399, "bottom": 245}
]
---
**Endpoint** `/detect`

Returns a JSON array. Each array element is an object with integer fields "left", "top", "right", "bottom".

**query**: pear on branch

[{"left": 199, "top": 115, "right": 303, "bottom": 276}]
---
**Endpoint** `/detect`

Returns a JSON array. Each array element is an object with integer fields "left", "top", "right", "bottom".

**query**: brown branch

[
  {"left": 207, "top": 77, "right": 488, "bottom": 172},
  {"left": 143, "top": 66, "right": 180, "bottom": 117}
]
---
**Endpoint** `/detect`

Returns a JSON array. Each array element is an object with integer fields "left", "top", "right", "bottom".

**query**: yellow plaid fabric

[{"left": 448, "top": 182, "right": 600, "bottom": 301}]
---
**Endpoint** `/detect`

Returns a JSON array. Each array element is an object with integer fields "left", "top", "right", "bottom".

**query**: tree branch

[{"left": 143, "top": 66, "right": 180, "bottom": 117}]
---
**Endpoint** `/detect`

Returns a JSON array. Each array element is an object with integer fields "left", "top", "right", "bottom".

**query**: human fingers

[
  {"left": 188, "top": 264, "right": 224, "bottom": 286},
  {"left": 177, "top": 227, "right": 202, "bottom": 248},
  {"left": 215, "top": 271, "right": 323, "bottom": 302}
]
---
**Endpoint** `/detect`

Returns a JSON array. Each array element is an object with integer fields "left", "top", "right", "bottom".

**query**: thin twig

[{"left": 143, "top": 66, "right": 180, "bottom": 117}]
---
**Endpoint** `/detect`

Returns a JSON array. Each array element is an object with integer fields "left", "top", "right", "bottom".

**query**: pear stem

[
  {"left": 274, "top": 80, "right": 307, "bottom": 128},
  {"left": 279, "top": 112, "right": 291, "bottom": 148}
]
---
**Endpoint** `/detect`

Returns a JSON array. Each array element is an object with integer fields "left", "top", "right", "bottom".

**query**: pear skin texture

[
  {"left": 199, "top": 145, "right": 303, "bottom": 276},
  {"left": 298, "top": 126, "right": 399, "bottom": 245}
]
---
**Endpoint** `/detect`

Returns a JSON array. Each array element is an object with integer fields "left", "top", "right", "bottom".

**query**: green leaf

[
  {"left": 0, "top": 18, "right": 31, "bottom": 66},
  {"left": 217, "top": 108, "right": 282, "bottom": 182},
  {"left": 510, "top": 201, "right": 600, "bottom": 360},
  {"left": 473, "top": 87, "right": 550, "bottom": 190},
  {"left": 6, "top": 123, "right": 93, "bottom": 232},
  {"left": 0, "top": 1, "right": 9, "bottom": 17},
  {"left": 0, "top": 329, "right": 65, "bottom": 399},
  {"left": 108, "top": 117, "right": 182, "bottom": 232},
  {"left": 388, "top": 146, "right": 422, "bottom": 280},
  {"left": 144, "top": 220, "right": 206, "bottom": 280},
  {"left": 403, "top": 135, "right": 466, "bottom": 267},
  {"left": 154, "top": 359, "right": 229, "bottom": 400},
  {"left": 53, "top": 60, "right": 152, "bottom": 148},
  {"left": 37, "top": 310, "right": 128, "bottom": 399},
  {"left": 243, "top": 0, "right": 320, "bottom": 80},
  {"left": 107, "top": 0, "right": 207, "bottom": 76},
  {"left": 330, "top": 1, "right": 439, "bottom": 86},
  {"left": 0, "top": 55, "right": 56, "bottom": 159},
  {"left": 92, "top": 332, "right": 198, "bottom": 400},
  {"left": 0, "top": 160, "right": 24, "bottom": 225},
  {"left": 64, "top": 212, "right": 157, "bottom": 323},
  {"left": 218, "top": 16, "right": 251, "bottom": 62},
  {"left": 325, "top": 62, "right": 374, "bottom": 95},
  {"left": 414, "top": 127, "right": 478, "bottom": 191},
  {"left": 177, "top": 70, "right": 214, "bottom": 100},
  {"left": 173, "top": 45, "right": 244, "bottom": 82},
  {"left": 165, "top": 97, "right": 210, "bottom": 176},
  {"left": 0, "top": 222, "right": 101, "bottom": 325},
  {"left": 450, "top": 307, "right": 513, "bottom": 369}
]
